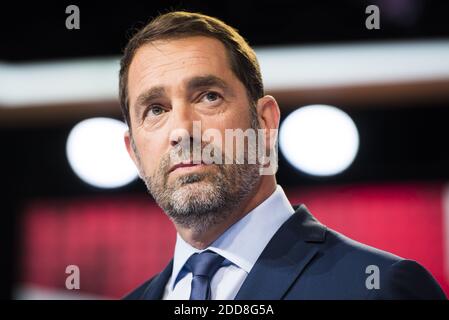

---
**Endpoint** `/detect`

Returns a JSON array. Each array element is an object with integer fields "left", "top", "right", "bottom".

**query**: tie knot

[{"left": 185, "top": 250, "right": 225, "bottom": 278}]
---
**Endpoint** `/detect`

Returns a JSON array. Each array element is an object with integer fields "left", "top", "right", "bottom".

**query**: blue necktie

[{"left": 185, "top": 250, "right": 225, "bottom": 300}]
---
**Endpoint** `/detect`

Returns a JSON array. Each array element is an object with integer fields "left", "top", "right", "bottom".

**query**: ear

[
  {"left": 255, "top": 95, "right": 280, "bottom": 150},
  {"left": 124, "top": 130, "right": 142, "bottom": 177}
]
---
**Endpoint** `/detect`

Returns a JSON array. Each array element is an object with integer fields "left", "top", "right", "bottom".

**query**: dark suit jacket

[{"left": 124, "top": 204, "right": 447, "bottom": 299}]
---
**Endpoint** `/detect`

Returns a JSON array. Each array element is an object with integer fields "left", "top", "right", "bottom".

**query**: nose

[{"left": 168, "top": 102, "right": 197, "bottom": 148}]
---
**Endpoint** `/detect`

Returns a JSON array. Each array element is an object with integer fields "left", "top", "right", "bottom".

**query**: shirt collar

[{"left": 169, "top": 185, "right": 294, "bottom": 290}]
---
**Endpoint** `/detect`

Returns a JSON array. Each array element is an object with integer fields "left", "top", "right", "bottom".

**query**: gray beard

[
  {"left": 143, "top": 161, "right": 260, "bottom": 234},
  {"left": 137, "top": 106, "right": 262, "bottom": 233}
]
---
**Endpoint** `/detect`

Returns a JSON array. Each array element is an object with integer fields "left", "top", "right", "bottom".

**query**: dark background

[{"left": 2, "top": 0, "right": 449, "bottom": 61}]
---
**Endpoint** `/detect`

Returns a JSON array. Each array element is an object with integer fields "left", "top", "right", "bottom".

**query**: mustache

[{"left": 158, "top": 140, "right": 225, "bottom": 175}]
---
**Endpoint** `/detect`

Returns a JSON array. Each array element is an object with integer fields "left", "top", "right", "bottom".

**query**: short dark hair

[{"left": 119, "top": 11, "right": 264, "bottom": 128}]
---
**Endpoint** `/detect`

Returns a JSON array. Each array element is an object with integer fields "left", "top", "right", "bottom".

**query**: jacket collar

[
  {"left": 234, "top": 204, "right": 327, "bottom": 299},
  {"left": 140, "top": 204, "right": 327, "bottom": 300},
  {"left": 140, "top": 259, "right": 173, "bottom": 300}
]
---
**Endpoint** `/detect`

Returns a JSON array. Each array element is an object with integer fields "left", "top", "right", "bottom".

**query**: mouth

[{"left": 168, "top": 160, "right": 209, "bottom": 174}]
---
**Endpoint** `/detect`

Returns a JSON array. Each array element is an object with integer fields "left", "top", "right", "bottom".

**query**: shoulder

[
  {"left": 372, "top": 259, "right": 447, "bottom": 299},
  {"left": 324, "top": 227, "right": 403, "bottom": 267},
  {"left": 315, "top": 227, "right": 446, "bottom": 299}
]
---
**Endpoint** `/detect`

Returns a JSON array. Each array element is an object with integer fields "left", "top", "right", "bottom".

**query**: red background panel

[
  {"left": 20, "top": 197, "right": 176, "bottom": 298},
  {"left": 287, "top": 183, "right": 449, "bottom": 296},
  {"left": 19, "top": 183, "right": 449, "bottom": 298}
]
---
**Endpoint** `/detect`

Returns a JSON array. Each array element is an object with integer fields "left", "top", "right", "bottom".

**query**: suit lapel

[
  {"left": 141, "top": 259, "right": 173, "bottom": 300},
  {"left": 235, "top": 204, "right": 327, "bottom": 300}
]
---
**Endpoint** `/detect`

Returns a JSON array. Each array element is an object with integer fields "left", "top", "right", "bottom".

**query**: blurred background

[{"left": 1, "top": 0, "right": 449, "bottom": 299}]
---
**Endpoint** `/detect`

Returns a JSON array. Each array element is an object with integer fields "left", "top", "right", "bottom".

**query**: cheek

[
  {"left": 201, "top": 109, "right": 253, "bottom": 155},
  {"left": 134, "top": 133, "right": 166, "bottom": 172},
  {"left": 204, "top": 106, "right": 252, "bottom": 131}
]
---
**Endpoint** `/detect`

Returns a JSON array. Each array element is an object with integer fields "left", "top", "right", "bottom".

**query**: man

[{"left": 120, "top": 11, "right": 446, "bottom": 299}]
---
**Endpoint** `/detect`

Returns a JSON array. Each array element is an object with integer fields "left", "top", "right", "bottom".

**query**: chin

[{"left": 172, "top": 179, "right": 218, "bottom": 203}]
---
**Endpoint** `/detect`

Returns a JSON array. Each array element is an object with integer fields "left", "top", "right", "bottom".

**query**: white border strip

[{"left": 1, "top": 40, "right": 449, "bottom": 107}]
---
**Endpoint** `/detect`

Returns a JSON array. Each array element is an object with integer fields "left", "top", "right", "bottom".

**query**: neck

[{"left": 175, "top": 175, "right": 277, "bottom": 250}]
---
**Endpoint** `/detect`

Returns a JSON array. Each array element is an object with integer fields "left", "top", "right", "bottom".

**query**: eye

[
  {"left": 146, "top": 105, "right": 166, "bottom": 117},
  {"left": 200, "top": 91, "right": 222, "bottom": 103}
]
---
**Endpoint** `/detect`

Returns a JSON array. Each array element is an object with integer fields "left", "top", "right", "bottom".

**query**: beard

[
  {"left": 144, "top": 157, "right": 260, "bottom": 234},
  {"left": 134, "top": 117, "right": 262, "bottom": 234}
]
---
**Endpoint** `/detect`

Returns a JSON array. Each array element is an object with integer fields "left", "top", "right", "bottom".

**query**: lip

[{"left": 168, "top": 161, "right": 207, "bottom": 173}]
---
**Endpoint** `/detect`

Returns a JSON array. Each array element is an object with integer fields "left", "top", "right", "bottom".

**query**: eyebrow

[
  {"left": 134, "top": 86, "right": 166, "bottom": 117},
  {"left": 186, "top": 75, "right": 231, "bottom": 94},
  {"left": 133, "top": 74, "right": 232, "bottom": 117}
]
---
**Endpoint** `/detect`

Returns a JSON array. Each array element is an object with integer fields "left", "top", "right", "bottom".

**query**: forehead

[{"left": 127, "top": 36, "right": 236, "bottom": 102}]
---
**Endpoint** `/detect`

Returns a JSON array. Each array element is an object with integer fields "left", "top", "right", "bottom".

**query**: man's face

[{"left": 125, "top": 36, "right": 261, "bottom": 232}]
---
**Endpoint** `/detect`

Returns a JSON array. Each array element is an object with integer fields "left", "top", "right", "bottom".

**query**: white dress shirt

[{"left": 162, "top": 185, "right": 294, "bottom": 300}]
